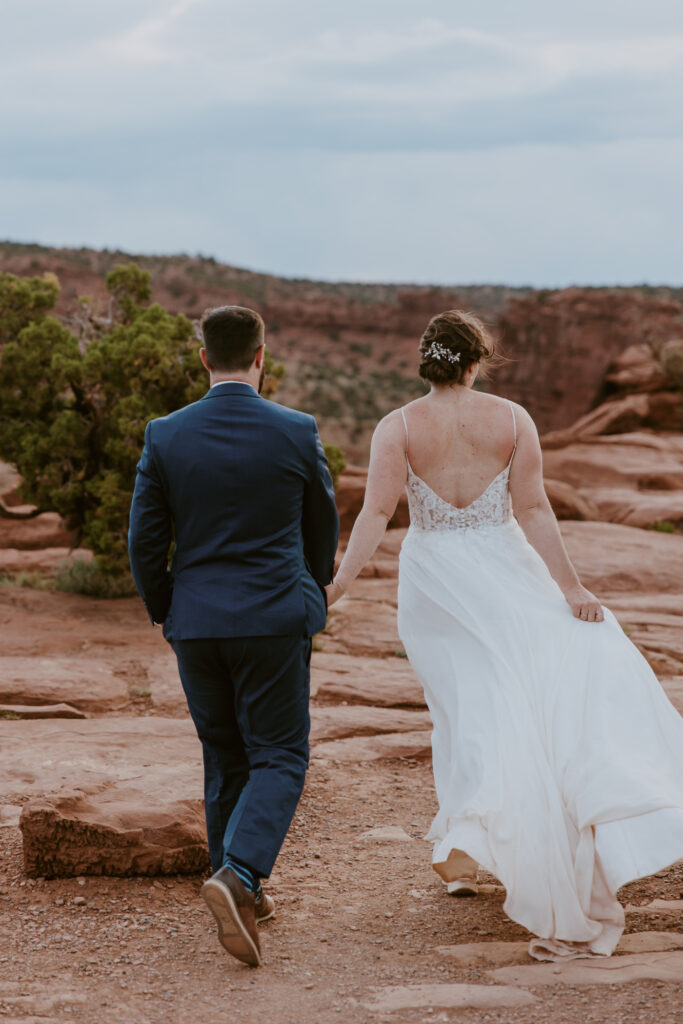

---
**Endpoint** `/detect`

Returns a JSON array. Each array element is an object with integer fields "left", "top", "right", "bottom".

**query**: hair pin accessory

[{"left": 426, "top": 342, "right": 461, "bottom": 365}]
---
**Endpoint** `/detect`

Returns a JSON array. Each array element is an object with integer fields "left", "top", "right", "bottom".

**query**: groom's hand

[{"left": 325, "top": 581, "right": 345, "bottom": 607}]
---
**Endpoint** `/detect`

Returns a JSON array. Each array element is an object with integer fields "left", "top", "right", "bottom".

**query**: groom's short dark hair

[{"left": 200, "top": 306, "right": 265, "bottom": 371}]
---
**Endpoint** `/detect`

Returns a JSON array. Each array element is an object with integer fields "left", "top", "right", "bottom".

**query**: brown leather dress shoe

[
  {"left": 254, "top": 891, "right": 275, "bottom": 924},
  {"left": 201, "top": 867, "right": 261, "bottom": 967}
]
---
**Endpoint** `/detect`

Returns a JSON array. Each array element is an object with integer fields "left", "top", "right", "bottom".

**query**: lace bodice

[
  {"left": 400, "top": 402, "right": 516, "bottom": 532},
  {"left": 405, "top": 465, "right": 514, "bottom": 531}
]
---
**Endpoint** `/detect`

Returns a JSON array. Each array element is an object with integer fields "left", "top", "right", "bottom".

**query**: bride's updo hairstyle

[{"left": 419, "top": 309, "right": 495, "bottom": 386}]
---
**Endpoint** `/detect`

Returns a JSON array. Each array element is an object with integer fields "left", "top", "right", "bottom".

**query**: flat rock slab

[
  {"left": 561, "top": 521, "right": 683, "bottom": 596},
  {"left": 0, "top": 547, "right": 92, "bottom": 575},
  {"left": 362, "top": 983, "right": 536, "bottom": 1011},
  {"left": 323, "top": 600, "right": 402, "bottom": 658},
  {"left": 360, "top": 825, "right": 414, "bottom": 842},
  {"left": 0, "top": 804, "right": 21, "bottom": 827},
  {"left": 20, "top": 785, "right": 208, "bottom": 878},
  {"left": 0, "top": 717, "right": 202, "bottom": 802},
  {"left": 311, "top": 652, "right": 425, "bottom": 708},
  {"left": 310, "top": 705, "right": 431, "bottom": 743},
  {"left": 0, "top": 656, "right": 129, "bottom": 712},
  {"left": 143, "top": 650, "right": 187, "bottom": 712},
  {"left": 0, "top": 702, "right": 87, "bottom": 719},
  {"left": 618, "top": 931, "right": 683, "bottom": 953},
  {"left": 491, "top": 950, "right": 683, "bottom": 986},
  {"left": 436, "top": 941, "right": 532, "bottom": 968},
  {"left": 313, "top": 730, "right": 432, "bottom": 763},
  {"left": 434, "top": 932, "right": 683, "bottom": 969},
  {"left": 0, "top": 717, "right": 208, "bottom": 877},
  {"left": 0, "top": 510, "right": 74, "bottom": 550},
  {"left": 626, "top": 898, "right": 683, "bottom": 914}
]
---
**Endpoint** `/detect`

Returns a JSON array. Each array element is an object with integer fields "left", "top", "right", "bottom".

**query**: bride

[{"left": 326, "top": 309, "right": 683, "bottom": 962}]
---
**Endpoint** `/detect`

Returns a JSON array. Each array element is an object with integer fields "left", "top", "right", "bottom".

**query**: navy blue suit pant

[{"left": 173, "top": 635, "right": 311, "bottom": 878}]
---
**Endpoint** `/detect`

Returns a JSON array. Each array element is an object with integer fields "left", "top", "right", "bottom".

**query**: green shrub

[
  {"left": 0, "top": 264, "right": 286, "bottom": 578},
  {"left": 323, "top": 442, "right": 347, "bottom": 488},
  {"left": 659, "top": 341, "right": 683, "bottom": 390},
  {"left": 54, "top": 558, "right": 138, "bottom": 598},
  {"left": 651, "top": 520, "right": 676, "bottom": 533},
  {"left": 0, "top": 570, "right": 54, "bottom": 591}
]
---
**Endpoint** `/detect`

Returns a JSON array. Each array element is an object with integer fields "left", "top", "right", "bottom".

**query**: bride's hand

[
  {"left": 325, "top": 581, "right": 345, "bottom": 607},
  {"left": 564, "top": 585, "right": 604, "bottom": 622}
]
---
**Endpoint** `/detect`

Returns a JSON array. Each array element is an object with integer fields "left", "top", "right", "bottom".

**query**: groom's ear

[
  {"left": 199, "top": 347, "right": 211, "bottom": 373},
  {"left": 254, "top": 343, "right": 266, "bottom": 369}
]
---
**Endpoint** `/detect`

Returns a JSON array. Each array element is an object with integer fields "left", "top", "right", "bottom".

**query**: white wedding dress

[{"left": 396, "top": 403, "right": 683, "bottom": 961}]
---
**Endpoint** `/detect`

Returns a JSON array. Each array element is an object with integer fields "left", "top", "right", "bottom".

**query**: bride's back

[{"left": 402, "top": 390, "right": 516, "bottom": 509}]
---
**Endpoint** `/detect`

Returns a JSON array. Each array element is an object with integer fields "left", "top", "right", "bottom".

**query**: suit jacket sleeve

[
  {"left": 302, "top": 422, "right": 339, "bottom": 588},
  {"left": 128, "top": 421, "right": 174, "bottom": 624}
]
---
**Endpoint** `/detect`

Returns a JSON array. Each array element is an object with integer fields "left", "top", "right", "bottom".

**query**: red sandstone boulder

[
  {"left": 544, "top": 479, "right": 599, "bottom": 521},
  {"left": 560, "top": 521, "right": 683, "bottom": 596},
  {"left": 310, "top": 705, "right": 430, "bottom": 742},
  {"left": 603, "top": 344, "right": 669, "bottom": 395},
  {"left": 336, "top": 465, "right": 409, "bottom": 536},
  {"left": 0, "top": 511, "right": 76, "bottom": 550},
  {"left": 20, "top": 788, "right": 209, "bottom": 878},
  {"left": 0, "top": 547, "right": 92, "bottom": 575},
  {"left": 311, "top": 652, "right": 425, "bottom": 707},
  {"left": 543, "top": 393, "right": 683, "bottom": 445},
  {"left": 0, "top": 656, "right": 130, "bottom": 712}
]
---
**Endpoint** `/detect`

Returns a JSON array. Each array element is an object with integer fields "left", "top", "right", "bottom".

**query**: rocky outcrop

[
  {"left": 336, "top": 466, "right": 409, "bottom": 536},
  {"left": 0, "top": 656, "right": 130, "bottom": 712},
  {"left": 0, "top": 702, "right": 87, "bottom": 719},
  {"left": 0, "top": 547, "right": 92, "bottom": 575},
  {"left": 497, "top": 290, "right": 683, "bottom": 434},
  {"left": 542, "top": 435, "right": 683, "bottom": 530},
  {"left": 561, "top": 521, "right": 683, "bottom": 596},
  {"left": 312, "top": 652, "right": 425, "bottom": 708},
  {"left": 0, "top": 510, "right": 75, "bottom": 550},
  {"left": 310, "top": 705, "right": 431, "bottom": 742},
  {"left": 544, "top": 479, "right": 599, "bottom": 521},
  {"left": 20, "top": 787, "right": 209, "bottom": 878}
]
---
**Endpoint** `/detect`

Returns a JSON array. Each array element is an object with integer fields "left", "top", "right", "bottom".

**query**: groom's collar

[{"left": 202, "top": 381, "right": 260, "bottom": 400}]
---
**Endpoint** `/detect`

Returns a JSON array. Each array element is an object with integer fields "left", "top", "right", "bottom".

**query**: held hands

[
  {"left": 564, "top": 584, "right": 604, "bottom": 622},
  {"left": 325, "top": 580, "right": 345, "bottom": 607}
]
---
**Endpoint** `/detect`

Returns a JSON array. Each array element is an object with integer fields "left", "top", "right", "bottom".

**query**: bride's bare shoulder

[{"left": 479, "top": 391, "right": 535, "bottom": 427}]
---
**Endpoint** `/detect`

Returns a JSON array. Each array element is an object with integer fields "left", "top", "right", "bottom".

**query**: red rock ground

[{"left": 1, "top": 566, "right": 682, "bottom": 1024}]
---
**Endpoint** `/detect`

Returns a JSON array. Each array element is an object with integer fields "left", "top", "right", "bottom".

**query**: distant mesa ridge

[{"left": 1, "top": 241, "right": 682, "bottom": 462}]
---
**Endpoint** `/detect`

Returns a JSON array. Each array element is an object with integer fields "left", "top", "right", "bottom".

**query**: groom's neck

[{"left": 209, "top": 369, "right": 259, "bottom": 390}]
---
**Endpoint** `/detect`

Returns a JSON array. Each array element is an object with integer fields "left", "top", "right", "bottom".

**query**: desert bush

[
  {"left": 54, "top": 557, "right": 138, "bottom": 597},
  {"left": 0, "top": 570, "right": 54, "bottom": 590},
  {"left": 323, "top": 443, "right": 346, "bottom": 488},
  {"left": 659, "top": 341, "right": 683, "bottom": 391},
  {"left": 0, "top": 264, "right": 205, "bottom": 575},
  {"left": 0, "top": 271, "right": 59, "bottom": 349},
  {"left": 0, "top": 264, "right": 333, "bottom": 583},
  {"left": 650, "top": 520, "right": 677, "bottom": 533}
]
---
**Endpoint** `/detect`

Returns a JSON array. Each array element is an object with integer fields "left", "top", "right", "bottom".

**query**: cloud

[{"left": 1, "top": 0, "right": 681, "bottom": 284}]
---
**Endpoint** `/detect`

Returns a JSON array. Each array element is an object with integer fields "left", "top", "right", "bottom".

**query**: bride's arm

[
  {"left": 326, "top": 412, "right": 407, "bottom": 605},
  {"left": 509, "top": 407, "right": 604, "bottom": 622}
]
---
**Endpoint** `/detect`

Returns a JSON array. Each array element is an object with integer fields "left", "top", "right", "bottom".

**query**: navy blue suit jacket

[{"left": 128, "top": 382, "right": 339, "bottom": 640}]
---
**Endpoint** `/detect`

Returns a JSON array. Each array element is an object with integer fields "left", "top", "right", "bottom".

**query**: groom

[{"left": 128, "top": 305, "right": 339, "bottom": 967}]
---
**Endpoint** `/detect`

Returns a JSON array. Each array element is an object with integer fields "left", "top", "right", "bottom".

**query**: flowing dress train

[{"left": 396, "top": 403, "right": 683, "bottom": 961}]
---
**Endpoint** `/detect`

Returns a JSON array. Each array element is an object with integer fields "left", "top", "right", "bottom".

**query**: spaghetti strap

[
  {"left": 507, "top": 400, "right": 517, "bottom": 465},
  {"left": 400, "top": 407, "right": 409, "bottom": 450},
  {"left": 400, "top": 407, "right": 412, "bottom": 472}
]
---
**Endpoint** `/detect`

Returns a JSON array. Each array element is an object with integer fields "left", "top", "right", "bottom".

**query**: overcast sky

[{"left": 1, "top": 1, "right": 682, "bottom": 285}]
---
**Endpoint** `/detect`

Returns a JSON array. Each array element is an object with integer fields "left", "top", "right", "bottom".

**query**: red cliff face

[
  {"left": 2, "top": 244, "right": 683, "bottom": 457},
  {"left": 495, "top": 289, "right": 683, "bottom": 434}
]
